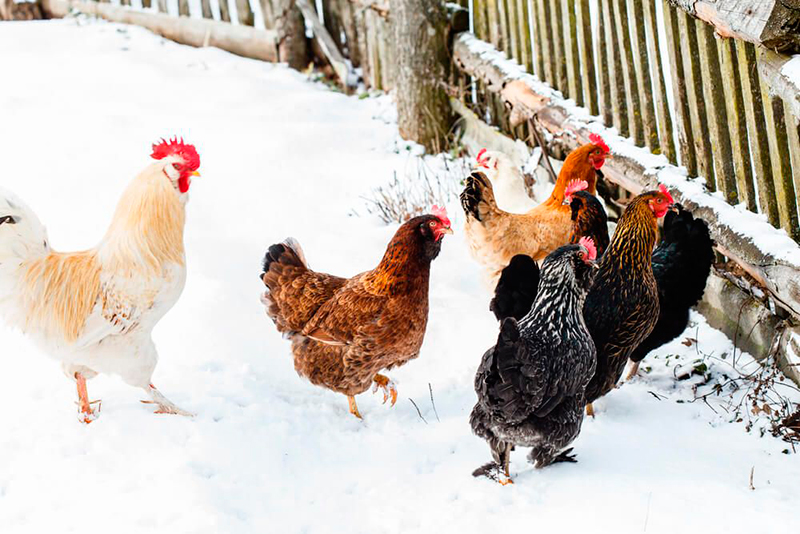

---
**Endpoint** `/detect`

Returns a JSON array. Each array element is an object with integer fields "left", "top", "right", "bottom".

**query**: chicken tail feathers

[
  {"left": 490, "top": 255, "right": 540, "bottom": 321},
  {"left": 460, "top": 172, "right": 498, "bottom": 222}
]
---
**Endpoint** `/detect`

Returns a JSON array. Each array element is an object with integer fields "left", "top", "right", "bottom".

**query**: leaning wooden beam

[
  {"left": 296, "top": 0, "right": 355, "bottom": 88},
  {"left": 452, "top": 31, "right": 800, "bottom": 322},
  {"left": 666, "top": 0, "right": 800, "bottom": 54},
  {"left": 41, "top": 0, "right": 278, "bottom": 62}
]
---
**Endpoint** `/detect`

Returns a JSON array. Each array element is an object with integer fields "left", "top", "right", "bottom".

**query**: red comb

[
  {"left": 151, "top": 137, "right": 200, "bottom": 171},
  {"left": 589, "top": 133, "right": 610, "bottom": 154},
  {"left": 579, "top": 236, "right": 597, "bottom": 261},
  {"left": 476, "top": 148, "right": 490, "bottom": 168},
  {"left": 658, "top": 184, "right": 675, "bottom": 205},
  {"left": 564, "top": 179, "right": 589, "bottom": 200},
  {"left": 432, "top": 205, "right": 451, "bottom": 227}
]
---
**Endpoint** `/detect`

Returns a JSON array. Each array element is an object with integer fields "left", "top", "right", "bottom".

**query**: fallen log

[
  {"left": 41, "top": 0, "right": 278, "bottom": 63},
  {"left": 666, "top": 0, "right": 800, "bottom": 54},
  {"left": 452, "top": 32, "right": 800, "bottom": 325}
]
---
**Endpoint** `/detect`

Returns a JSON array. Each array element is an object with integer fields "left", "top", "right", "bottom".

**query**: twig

[
  {"left": 409, "top": 398, "right": 428, "bottom": 424},
  {"left": 749, "top": 466, "right": 755, "bottom": 490},
  {"left": 428, "top": 383, "right": 440, "bottom": 422},
  {"left": 527, "top": 115, "right": 558, "bottom": 183}
]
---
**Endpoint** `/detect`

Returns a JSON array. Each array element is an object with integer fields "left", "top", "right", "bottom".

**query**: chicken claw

[
  {"left": 74, "top": 372, "right": 100, "bottom": 424},
  {"left": 472, "top": 463, "right": 514, "bottom": 486},
  {"left": 585, "top": 403, "right": 595, "bottom": 418},
  {"left": 142, "top": 384, "right": 194, "bottom": 417},
  {"left": 371, "top": 374, "right": 398, "bottom": 407}
]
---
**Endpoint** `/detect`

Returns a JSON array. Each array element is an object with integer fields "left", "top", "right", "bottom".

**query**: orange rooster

[
  {"left": 460, "top": 135, "right": 609, "bottom": 285},
  {"left": 260, "top": 207, "right": 452, "bottom": 419},
  {"left": 0, "top": 138, "right": 200, "bottom": 423}
]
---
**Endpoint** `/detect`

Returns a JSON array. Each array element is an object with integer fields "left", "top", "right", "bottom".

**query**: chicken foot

[
  {"left": 625, "top": 360, "right": 641, "bottom": 382},
  {"left": 585, "top": 403, "right": 595, "bottom": 418},
  {"left": 371, "top": 374, "right": 398, "bottom": 406},
  {"left": 74, "top": 372, "right": 100, "bottom": 424},
  {"left": 141, "top": 384, "right": 194, "bottom": 417},
  {"left": 473, "top": 443, "right": 514, "bottom": 485}
]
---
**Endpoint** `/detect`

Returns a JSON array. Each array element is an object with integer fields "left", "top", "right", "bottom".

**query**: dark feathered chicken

[
  {"left": 260, "top": 208, "right": 452, "bottom": 419},
  {"left": 470, "top": 239, "right": 598, "bottom": 484},
  {"left": 489, "top": 254, "right": 540, "bottom": 322},
  {"left": 567, "top": 190, "right": 610, "bottom": 257},
  {"left": 582, "top": 186, "right": 674, "bottom": 415},
  {"left": 626, "top": 204, "right": 714, "bottom": 378}
]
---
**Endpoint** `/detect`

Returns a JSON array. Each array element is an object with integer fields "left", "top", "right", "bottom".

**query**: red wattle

[{"left": 178, "top": 176, "right": 191, "bottom": 193}]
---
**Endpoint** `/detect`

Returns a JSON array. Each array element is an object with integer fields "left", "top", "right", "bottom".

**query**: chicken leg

[
  {"left": 372, "top": 374, "right": 398, "bottom": 406},
  {"left": 141, "top": 384, "right": 194, "bottom": 417},
  {"left": 625, "top": 360, "right": 641, "bottom": 381},
  {"left": 75, "top": 372, "right": 99, "bottom": 424},
  {"left": 586, "top": 403, "right": 595, "bottom": 418},
  {"left": 347, "top": 395, "right": 362, "bottom": 419}
]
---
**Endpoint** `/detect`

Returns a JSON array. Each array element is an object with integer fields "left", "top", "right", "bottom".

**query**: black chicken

[
  {"left": 567, "top": 190, "right": 610, "bottom": 257},
  {"left": 470, "top": 240, "right": 598, "bottom": 484},
  {"left": 626, "top": 205, "right": 714, "bottom": 379},
  {"left": 489, "top": 254, "right": 540, "bottom": 322}
]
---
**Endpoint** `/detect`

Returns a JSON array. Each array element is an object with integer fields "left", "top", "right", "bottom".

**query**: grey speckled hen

[{"left": 470, "top": 242, "right": 598, "bottom": 484}]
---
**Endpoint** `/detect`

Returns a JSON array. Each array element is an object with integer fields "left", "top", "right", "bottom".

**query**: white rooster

[
  {"left": 474, "top": 148, "right": 537, "bottom": 214},
  {"left": 0, "top": 138, "right": 200, "bottom": 423}
]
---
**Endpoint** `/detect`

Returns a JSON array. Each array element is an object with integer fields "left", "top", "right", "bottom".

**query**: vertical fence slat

[
  {"left": 786, "top": 107, "right": 800, "bottom": 230},
  {"left": 595, "top": 0, "right": 612, "bottom": 124},
  {"left": 697, "top": 22, "right": 737, "bottom": 203},
  {"left": 516, "top": 0, "right": 533, "bottom": 73},
  {"left": 338, "top": 0, "right": 360, "bottom": 66},
  {"left": 562, "top": 0, "right": 583, "bottom": 106},
  {"left": 535, "top": 0, "right": 555, "bottom": 86},
  {"left": 235, "top": 0, "right": 253, "bottom": 24},
  {"left": 218, "top": 0, "right": 231, "bottom": 22},
  {"left": 142, "top": 0, "right": 151, "bottom": 9},
  {"left": 156, "top": 0, "right": 167, "bottom": 13},
  {"left": 601, "top": 0, "right": 627, "bottom": 135},
  {"left": 487, "top": 0, "right": 501, "bottom": 49},
  {"left": 662, "top": 1, "right": 695, "bottom": 173},
  {"left": 719, "top": 38, "right": 756, "bottom": 211},
  {"left": 178, "top": 0, "right": 189, "bottom": 16},
  {"left": 761, "top": 89, "right": 800, "bottom": 240},
  {"left": 549, "top": 0, "right": 568, "bottom": 92},
  {"left": 611, "top": 0, "right": 643, "bottom": 146},
  {"left": 497, "top": 0, "right": 510, "bottom": 54},
  {"left": 355, "top": 9, "right": 370, "bottom": 85},
  {"left": 575, "top": 0, "right": 597, "bottom": 115},
  {"left": 201, "top": 0, "right": 212, "bottom": 18},
  {"left": 643, "top": 0, "right": 675, "bottom": 161},
  {"left": 630, "top": 0, "right": 659, "bottom": 152},
  {"left": 529, "top": 0, "right": 545, "bottom": 78},
  {"left": 474, "top": 0, "right": 488, "bottom": 40},
  {"left": 678, "top": 12, "right": 714, "bottom": 188},
  {"left": 737, "top": 41, "right": 779, "bottom": 224},
  {"left": 506, "top": 0, "right": 521, "bottom": 62},
  {"left": 365, "top": 10, "right": 381, "bottom": 90}
]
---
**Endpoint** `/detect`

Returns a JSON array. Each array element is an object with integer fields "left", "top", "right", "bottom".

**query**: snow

[
  {"left": 781, "top": 55, "right": 800, "bottom": 90},
  {"left": 1, "top": 19, "right": 799, "bottom": 534}
]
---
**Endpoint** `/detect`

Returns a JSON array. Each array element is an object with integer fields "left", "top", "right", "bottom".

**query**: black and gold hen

[{"left": 470, "top": 239, "right": 598, "bottom": 484}]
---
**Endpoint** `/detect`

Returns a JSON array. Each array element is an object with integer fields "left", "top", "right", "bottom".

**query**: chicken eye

[
  {"left": 429, "top": 221, "right": 436, "bottom": 227},
  {"left": 172, "top": 163, "right": 182, "bottom": 171}
]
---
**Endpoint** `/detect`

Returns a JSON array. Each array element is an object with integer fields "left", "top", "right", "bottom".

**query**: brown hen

[{"left": 260, "top": 210, "right": 452, "bottom": 418}]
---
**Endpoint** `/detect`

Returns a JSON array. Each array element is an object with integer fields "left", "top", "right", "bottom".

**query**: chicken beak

[
  {"left": 442, "top": 226, "right": 454, "bottom": 235},
  {"left": 191, "top": 171, "right": 201, "bottom": 177}
]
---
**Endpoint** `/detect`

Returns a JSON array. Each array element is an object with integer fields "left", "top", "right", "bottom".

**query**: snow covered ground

[{"left": 1, "top": 19, "right": 798, "bottom": 534}]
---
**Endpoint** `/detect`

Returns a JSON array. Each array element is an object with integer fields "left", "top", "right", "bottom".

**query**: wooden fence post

[
  {"left": 218, "top": 0, "right": 231, "bottom": 22},
  {"left": 390, "top": 0, "right": 453, "bottom": 151},
  {"left": 235, "top": 0, "right": 254, "bottom": 25}
]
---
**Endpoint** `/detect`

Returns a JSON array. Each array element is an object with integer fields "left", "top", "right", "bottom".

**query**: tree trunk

[
  {"left": 389, "top": 0, "right": 452, "bottom": 152},
  {"left": 272, "top": 0, "right": 309, "bottom": 69}
]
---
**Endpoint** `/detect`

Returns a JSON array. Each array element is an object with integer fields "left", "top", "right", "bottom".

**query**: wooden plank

[
  {"left": 549, "top": 0, "right": 568, "bottom": 92},
  {"left": 561, "top": 0, "right": 583, "bottom": 106},
  {"left": 630, "top": 0, "right": 659, "bottom": 151},
  {"left": 528, "top": 0, "right": 545, "bottom": 78},
  {"left": 504, "top": 0, "right": 520, "bottom": 62},
  {"left": 757, "top": 48, "right": 800, "bottom": 122},
  {"left": 497, "top": 0, "right": 511, "bottom": 55},
  {"left": 156, "top": 0, "right": 167, "bottom": 13},
  {"left": 719, "top": 37, "right": 756, "bottom": 211},
  {"left": 601, "top": 0, "right": 626, "bottom": 135},
  {"left": 534, "top": 0, "right": 554, "bottom": 86},
  {"left": 786, "top": 100, "right": 800, "bottom": 234},
  {"left": 365, "top": 10, "right": 381, "bottom": 89},
  {"left": 487, "top": 0, "right": 501, "bottom": 49},
  {"left": 218, "top": 0, "right": 231, "bottom": 22},
  {"left": 611, "top": 0, "right": 643, "bottom": 146},
  {"left": 473, "top": 0, "right": 488, "bottom": 41},
  {"left": 696, "top": 21, "right": 737, "bottom": 203},
  {"left": 178, "top": 0, "right": 189, "bottom": 16},
  {"left": 677, "top": 11, "right": 714, "bottom": 188},
  {"left": 296, "top": 0, "right": 354, "bottom": 87},
  {"left": 644, "top": 0, "right": 675, "bottom": 161},
  {"left": 594, "top": 0, "right": 611, "bottom": 123},
  {"left": 234, "top": 0, "right": 253, "bottom": 25},
  {"left": 662, "top": 0, "right": 695, "bottom": 172},
  {"left": 141, "top": 0, "right": 151, "bottom": 9},
  {"left": 201, "top": 0, "right": 213, "bottom": 19},
  {"left": 666, "top": 0, "right": 800, "bottom": 53},
  {"left": 737, "top": 40, "right": 779, "bottom": 225},
  {"left": 516, "top": 0, "right": 532, "bottom": 72},
  {"left": 761, "top": 87, "right": 800, "bottom": 240},
  {"left": 337, "top": 0, "right": 360, "bottom": 66},
  {"left": 575, "top": 0, "right": 597, "bottom": 115}
]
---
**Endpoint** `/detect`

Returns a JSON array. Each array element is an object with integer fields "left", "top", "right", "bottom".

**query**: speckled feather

[{"left": 471, "top": 245, "right": 597, "bottom": 469}]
